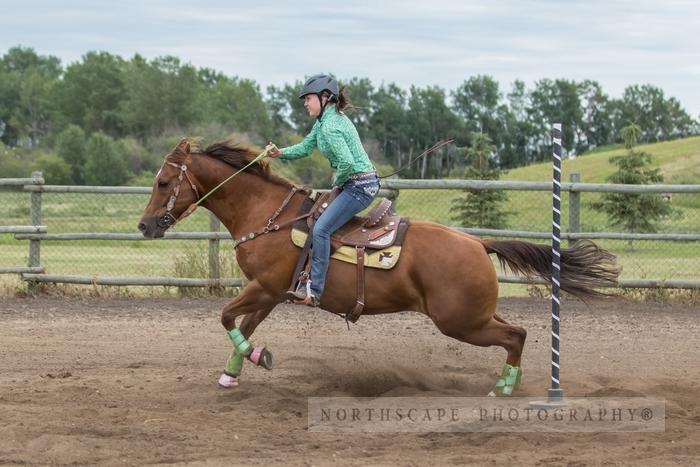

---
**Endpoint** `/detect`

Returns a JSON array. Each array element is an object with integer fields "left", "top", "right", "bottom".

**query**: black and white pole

[{"left": 549, "top": 123, "right": 564, "bottom": 402}]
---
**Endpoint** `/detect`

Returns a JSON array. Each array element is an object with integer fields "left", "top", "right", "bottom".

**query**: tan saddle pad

[{"left": 290, "top": 228, "right": 403, "bottom": 269}]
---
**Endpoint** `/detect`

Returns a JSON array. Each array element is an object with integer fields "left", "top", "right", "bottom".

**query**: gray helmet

[{"left": 298, "top": 74, "right": 339, "bottom": 99}]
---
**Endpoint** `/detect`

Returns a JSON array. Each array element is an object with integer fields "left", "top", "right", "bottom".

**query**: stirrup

[
  {"left": 288, "top": 280, "right": 320, "bottom": 307},
  {"left": 293, "top": 291, "right": 320, "bottom": 307},
  {"left": 285, "top": 275, "right": 309, "bottom": 302},
  {"left": 289, "top": 290, "right": 320, "bottom": 307}
]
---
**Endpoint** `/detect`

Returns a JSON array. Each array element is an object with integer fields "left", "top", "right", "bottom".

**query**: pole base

[{"left": 529, "top": 388, "right": 566, "bottom": 409}]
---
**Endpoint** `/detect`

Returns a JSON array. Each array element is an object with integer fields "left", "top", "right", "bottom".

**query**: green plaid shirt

[{"left": 280, "top": 106, "right": 375, "bottom": 186}]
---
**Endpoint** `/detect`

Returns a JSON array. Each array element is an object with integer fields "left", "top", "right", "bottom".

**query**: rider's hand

[{"left": 266, "top": 142, "right": 282, "bottom": 158}]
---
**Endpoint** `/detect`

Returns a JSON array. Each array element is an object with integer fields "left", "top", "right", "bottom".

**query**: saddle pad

[{"left": 291, "top": 229, "right": 402, "bottom": 269}]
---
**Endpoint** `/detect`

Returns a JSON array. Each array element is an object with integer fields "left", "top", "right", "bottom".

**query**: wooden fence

[{"left": 2, "top": 172, "right": 699, "bottom": 289}]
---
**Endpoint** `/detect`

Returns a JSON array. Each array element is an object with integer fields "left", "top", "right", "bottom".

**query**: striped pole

[{"left": 549, "top": 123, "right": 565, "bottom": 402}]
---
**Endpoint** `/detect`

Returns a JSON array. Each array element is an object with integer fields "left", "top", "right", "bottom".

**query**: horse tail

[{"left": 481, "top": 239, "right": 620, "bottom": 299}]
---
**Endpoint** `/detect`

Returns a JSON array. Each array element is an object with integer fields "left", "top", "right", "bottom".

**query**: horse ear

[{"left": 177, "top": 138, "right": 191, "bottom": 154}]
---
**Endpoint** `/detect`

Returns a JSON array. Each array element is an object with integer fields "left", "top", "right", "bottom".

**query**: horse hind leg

[
  {"left": 493, "top": 313, "right": 510, "bottom": 324},
  {"left": 437, "top": 317, "right": 527, "bottom": 396}
]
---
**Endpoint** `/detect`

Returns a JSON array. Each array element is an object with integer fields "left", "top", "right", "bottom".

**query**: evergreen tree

[
  {"left": 592, "top": 124, "right": 672, "bottom": 250},
  {"left": 450, "top": 133, "right": 510, "bottom": 228}
]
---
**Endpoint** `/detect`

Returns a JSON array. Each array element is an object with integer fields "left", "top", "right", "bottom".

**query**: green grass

[
  {"left": 502, "top": 136, "right": 700, "bottom": 183},
  {"left": 389, "top": 137, "right": 700, "bottom": 230},
  {"left": 394, "top": 189, "right": 700, "bottom": 234},
  {"left": 0, "top": 240, "right": 221, "bottom": 276}
]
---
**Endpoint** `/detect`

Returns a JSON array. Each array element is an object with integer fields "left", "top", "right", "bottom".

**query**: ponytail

[
  {"left": 335, "top": 86, "right": 350, "bottom": 112},
  {"left": 321, "top": 85, "right": 351, "bottom": 113}
]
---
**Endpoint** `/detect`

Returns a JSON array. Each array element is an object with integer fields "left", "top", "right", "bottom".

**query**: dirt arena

[{"left": 0, "top": 296, "right": 698, "bottom": 465}]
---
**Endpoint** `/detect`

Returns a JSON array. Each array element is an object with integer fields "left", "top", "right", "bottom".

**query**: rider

[{"left": 268, "top": 74, "right": 379, "bottom": 307}]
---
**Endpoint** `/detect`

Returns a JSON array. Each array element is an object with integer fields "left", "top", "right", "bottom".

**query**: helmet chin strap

[{"left": 316, "top": 93, "right": 332, "bottom": 120}]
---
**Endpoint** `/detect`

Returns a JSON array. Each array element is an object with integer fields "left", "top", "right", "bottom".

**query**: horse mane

[{"left": 172, "top": 137, "right": 298, "bottom": 189}]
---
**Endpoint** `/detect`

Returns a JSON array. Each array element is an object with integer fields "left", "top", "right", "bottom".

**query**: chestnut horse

[{"left": 138, "top": 139, "right": 620, "bottom": 395}]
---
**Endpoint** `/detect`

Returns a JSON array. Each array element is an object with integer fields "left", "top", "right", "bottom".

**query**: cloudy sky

[{"left": 3, "top": 0, "right": 699, "bottom": 117}]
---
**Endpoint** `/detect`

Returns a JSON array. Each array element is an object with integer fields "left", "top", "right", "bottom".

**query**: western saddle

[{"left": 287, "top": 187, "right": 409, "bottom": 323}]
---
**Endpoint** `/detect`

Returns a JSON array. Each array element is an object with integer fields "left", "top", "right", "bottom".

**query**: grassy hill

[
  {"left": 390, "top": 136, "right": 700, "bottom": 290},
  {"left": 502, "top": 136, "right": 700, "bottom": 184}
]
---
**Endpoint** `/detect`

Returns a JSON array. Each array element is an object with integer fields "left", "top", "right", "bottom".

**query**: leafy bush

[
  {"left": 33, "top": 152, "right": 71, "bottom": 184},
  {"left": 84, "top": 132, "right": 130, "bottom": 185}
]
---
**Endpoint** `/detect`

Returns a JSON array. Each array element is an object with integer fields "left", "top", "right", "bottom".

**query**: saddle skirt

[{"left": 291, "top": 190, "right": 410, "bottom": 270}]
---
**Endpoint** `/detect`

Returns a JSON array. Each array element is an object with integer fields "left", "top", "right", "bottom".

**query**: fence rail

[
  {"left": 2, "top": 173, "right": 699, "bottom": 290},
  {"left": 21, "top": 274, "right": 245, "bottom": 287},
  {"left": 0, "top": 225, "right": 47, "bottom": 234},
  {"left": 0, "top": 177, "right": 44, "bottom": 187},
  {"left": 381, "top": 179, "right": 700, "bottom": 193},
  {"left": 0, "top": 267, "right": 45, "bottom": 274},
  {"left": 456, "top": 228, "right": 700, "bottom": 241},
  {"left": 15, "top": 229, "right": 700, "bottom": 243}
]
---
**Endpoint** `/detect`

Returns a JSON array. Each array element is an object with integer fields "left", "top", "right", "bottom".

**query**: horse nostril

[{"left": 137, "top": 222, "right": 147, "bottom": 232}]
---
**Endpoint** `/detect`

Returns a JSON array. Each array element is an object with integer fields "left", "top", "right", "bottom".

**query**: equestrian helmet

[{"left": 298, "top": 74, "right": 339, "bottom": 99}]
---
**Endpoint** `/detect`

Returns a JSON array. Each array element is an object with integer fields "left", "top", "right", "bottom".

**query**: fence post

[
  {"left": 568, "top": 173, "right": 580, "bottom": 247},
  {"left": 28, "top": 171, "right": 43, "bottom": 292},
  {"left": 208, "top": 212, "right": 221, "bottom": 292}
]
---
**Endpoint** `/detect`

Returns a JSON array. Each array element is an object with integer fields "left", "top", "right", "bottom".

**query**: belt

[{"left": 348, "top": 171, "right": 377, "bottom": 180}]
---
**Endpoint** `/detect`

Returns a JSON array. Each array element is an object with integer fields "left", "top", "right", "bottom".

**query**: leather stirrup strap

[
  {"left": 347, "top": 246, "right": 365, "bottom": 323},
  {"left": 287, "top": 228, "right": 314, "bottom": 295}
]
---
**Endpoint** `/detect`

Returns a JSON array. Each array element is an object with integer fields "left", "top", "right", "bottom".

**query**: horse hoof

[
  {"left": 218, "top": 373, "right": 239, "bottom": 388},
  {"left": 248, "top": 346, "right": 273, "bottom": 370}
]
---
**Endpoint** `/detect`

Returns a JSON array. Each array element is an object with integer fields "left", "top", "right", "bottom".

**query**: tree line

[{"left": 1, "top": 45, "right": 698, "bottom": 185}]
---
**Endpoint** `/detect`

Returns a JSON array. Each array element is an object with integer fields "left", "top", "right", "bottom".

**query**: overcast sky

[{"left": 3, "top": 0, "right": 699, "bottom": 117}]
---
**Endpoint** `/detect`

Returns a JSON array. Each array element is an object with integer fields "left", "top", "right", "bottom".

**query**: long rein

[{"left": 159, "top": 138, "right": 454, "bottom": 241}]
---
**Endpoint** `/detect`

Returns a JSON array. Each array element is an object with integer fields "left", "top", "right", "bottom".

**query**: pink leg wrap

[
  {"left": 218, "top": 373, "right": 239, "bottom": 388},
  {"left": 248, "top": 347, "right": 264, "bottom": 366}
]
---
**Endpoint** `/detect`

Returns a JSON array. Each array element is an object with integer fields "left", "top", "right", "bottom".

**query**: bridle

[
  {"left": 156, "top": 144, "right": 279, "bottom": 230},
  {"left": 157, "top": 160, "right": 200, "bottom": 228},
  {"left": 155, "top": 155, "right": 311, "bottom": 247}
]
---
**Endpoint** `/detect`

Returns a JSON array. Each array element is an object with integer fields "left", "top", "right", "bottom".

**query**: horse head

[{"left": 138, "top": 138, "right": 202, "bottom": 238}]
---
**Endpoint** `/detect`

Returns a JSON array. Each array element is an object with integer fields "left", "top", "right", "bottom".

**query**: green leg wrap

[
  {"left": 228, "top": 327, "right": 252, "bottom": 356},
  {"left": 493, "top": 363, "right": 522, "bottom": 396},
  {"left": 224, "top": 350, "right": 244, "bottom": 376}
]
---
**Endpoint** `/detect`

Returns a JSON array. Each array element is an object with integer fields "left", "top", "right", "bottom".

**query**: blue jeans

[{"left": 309, "top": 176, "right": 380, "bottom": 296}]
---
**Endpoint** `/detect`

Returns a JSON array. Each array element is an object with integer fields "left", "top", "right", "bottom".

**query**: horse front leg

[{"left": 218, "top": 280, "right": 278, "bottom": 388}]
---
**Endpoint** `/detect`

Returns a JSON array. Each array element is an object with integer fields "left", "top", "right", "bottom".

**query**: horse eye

[{"left": 158, "top": 180, "right": 169, "bottom": 188}]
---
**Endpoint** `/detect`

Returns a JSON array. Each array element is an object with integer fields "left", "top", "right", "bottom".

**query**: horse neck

[{"left": 191, "top": 157, "right": 296, "bottom": 238}]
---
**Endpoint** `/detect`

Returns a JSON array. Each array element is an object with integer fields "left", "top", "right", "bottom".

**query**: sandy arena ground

[{"left": 0, "top": 296, "right": 698, "bottom": 466}]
